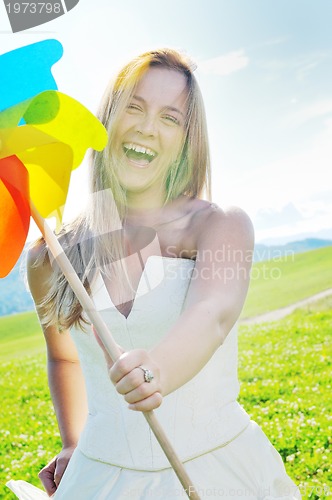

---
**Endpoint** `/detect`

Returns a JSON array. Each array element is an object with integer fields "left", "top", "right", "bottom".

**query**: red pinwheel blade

[{"left": 0, "top": 156, "right": 30, "bottom": 277}]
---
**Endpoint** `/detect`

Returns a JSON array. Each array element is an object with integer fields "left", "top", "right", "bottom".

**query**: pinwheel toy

[
  {"left": 1, "top": 40, "right": 200, "bottom": 499},
  {"left": 0, "top": 39, "right": 108, "bottom": 277}
]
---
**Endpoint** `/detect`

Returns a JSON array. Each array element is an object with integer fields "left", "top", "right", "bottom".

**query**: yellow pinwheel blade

[
  {"left": 0, "top": 90, "right": 108, "bottom": 223},
  {"left": 18, "top": 143, "right": 73, "bottom": 219},
  {"left": 0, "top": 90, "right": 108, "bottom": 168},
  {"left": 27, "top": 91, "right": 107, "bottom": 168},
  {"left": 0, "top": 125, "right": 59, "bottom": 159}
]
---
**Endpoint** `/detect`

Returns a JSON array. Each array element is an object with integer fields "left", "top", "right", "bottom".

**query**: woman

[{"left": 7, "top": 48, "right": 301, "bottom": 499}]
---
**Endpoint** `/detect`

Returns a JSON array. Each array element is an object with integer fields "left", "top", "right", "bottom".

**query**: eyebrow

[{"left": 132, "top": 95, "right": 185, "bottom": 118}]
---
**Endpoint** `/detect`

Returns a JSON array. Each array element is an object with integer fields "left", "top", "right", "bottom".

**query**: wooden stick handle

[
  {"left": 143, "top": 411, "right": 200, "bottom": 499},
  {"left": 30, "top": 203, "right": 201, "bottom": 500}
]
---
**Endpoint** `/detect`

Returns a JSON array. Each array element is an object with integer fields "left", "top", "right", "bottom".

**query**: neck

[
  {"left": 125, "top": 186, "right": 167, "bottom": 220},
  {"left": 124, "top": 193, "right": 185, "bottom": 227}
]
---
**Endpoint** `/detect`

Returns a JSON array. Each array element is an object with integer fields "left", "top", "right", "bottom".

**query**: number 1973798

[{"left": 5, "top": 3, "right": 62, "bottom": 14}]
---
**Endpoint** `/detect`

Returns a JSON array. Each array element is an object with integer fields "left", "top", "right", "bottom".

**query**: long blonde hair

[{"left": 32, "top": 48, "right": 211, "bottom": 330}]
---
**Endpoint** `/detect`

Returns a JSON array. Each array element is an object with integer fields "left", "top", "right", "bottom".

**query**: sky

[{"left": 1, "top": 0, "right": 332, "bottom": 244}]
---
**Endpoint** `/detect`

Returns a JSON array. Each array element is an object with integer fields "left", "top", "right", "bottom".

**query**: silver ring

[{"left": 138, "top": 366, "right": 154, "bottom": 383}]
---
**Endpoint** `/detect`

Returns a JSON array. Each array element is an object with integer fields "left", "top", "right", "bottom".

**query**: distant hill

[
  {"left": 258, "top": 226, "right": 332, "bottom": 245},
  {"left": 254, "top": 238, "right": 332, "bottom": 262}
]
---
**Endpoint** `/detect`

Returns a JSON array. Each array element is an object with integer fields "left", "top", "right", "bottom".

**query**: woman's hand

[
  {"left": 110, "top": 349, "right": 163, "bottom": 411},
  {"left": 93, "top": 327, "right": 163, "bottom": 412},
  {"left": 38, "top": 445, "right": 76, "bottom": 497}
]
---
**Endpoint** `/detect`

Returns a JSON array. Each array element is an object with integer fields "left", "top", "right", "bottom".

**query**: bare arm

[
  {"left": 151, "top": 206, "right": 254, "bottom": 394},
  {"left": 27, "top": 246, "right": 88, "bottom": 495},
  {"left": 108, "top": 205, "right": 254, "bottom": 410}
]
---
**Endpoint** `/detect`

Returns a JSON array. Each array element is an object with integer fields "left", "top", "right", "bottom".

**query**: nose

[{"left": 135, "top": 113, "right": 157, "bottom": 137}]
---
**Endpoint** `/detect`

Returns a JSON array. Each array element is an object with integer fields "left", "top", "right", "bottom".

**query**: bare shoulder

[
  {"left": 189, "top": 201, "right": 255, "bottom": 252},
  {"left": 210, "top": 204, "right": 254, "bottom": 236}
]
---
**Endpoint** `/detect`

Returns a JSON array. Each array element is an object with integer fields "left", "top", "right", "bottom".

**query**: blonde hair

[{"left": 31, "top": 48, "right": 211, "bottom": 330}]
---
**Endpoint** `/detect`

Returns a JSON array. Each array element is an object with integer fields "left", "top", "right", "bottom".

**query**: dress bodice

[{"left": 70, "top": 256, "right": 250, "bottom": 471}]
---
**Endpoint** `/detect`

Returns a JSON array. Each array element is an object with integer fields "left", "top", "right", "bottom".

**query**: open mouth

[{"left": 123, "top": 143, "right": 158, "bottom": 166}]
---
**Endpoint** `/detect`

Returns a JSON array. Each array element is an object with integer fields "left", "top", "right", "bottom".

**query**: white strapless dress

[{"left": 7, "top": 257, "right": 301, "bottom": 499}]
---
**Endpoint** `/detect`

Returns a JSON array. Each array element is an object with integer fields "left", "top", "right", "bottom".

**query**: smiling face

[{"left": 113, "top": 67, "right": 188, "bottom": 204}]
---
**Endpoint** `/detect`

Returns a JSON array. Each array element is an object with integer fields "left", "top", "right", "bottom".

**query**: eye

[
  {"left": 127, "top": 103, "right": 143, "bottom": 113},
  {"left": 162, "top": 114, "right": 180, "bottom": 125}
]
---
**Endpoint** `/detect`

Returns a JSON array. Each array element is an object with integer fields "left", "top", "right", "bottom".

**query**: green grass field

[
  {"left": 0, "top": 312, "right": 44, "bottom": 361},
  {"left": 238, "top": 304, "right": 332, "bottom": 499},
  {"left": 1, "top": 304, "right": 331, "bottom": 499},
  {"left": 0, "top": 247, "right": 331, "bottom": 498},
  {"left": 241, "top": 246, "right": 332, "bottom": 318}
]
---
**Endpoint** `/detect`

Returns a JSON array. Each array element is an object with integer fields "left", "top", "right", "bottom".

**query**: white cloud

[
  {"left": 198, "top": 50, "right": 249, "bottom": 76},
  {"left": 259, "top": 36, "right": 289, "bottom": 48},
  {"left": 254, "top": 203, "right": 304, "bottom": 230},
  {"left": 284, "top": 99, "right": 332, "bottom": 127},
  {"left": 233, "top": 117, "right": 332, "bottom": 209},
  {"left": 252, "top": 199, "right": 332, "bottom": 243},
  {"left": 259, "top": 51, "right": 330, "bottom": 81},
  {"left": 212, "top": 116, "right": 332, "bottom": 242},
  {"left": 255, "top": 212, "right": 332, "bottom": 244}
]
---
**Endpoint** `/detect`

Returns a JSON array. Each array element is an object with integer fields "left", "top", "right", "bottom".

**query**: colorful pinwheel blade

[
  {"left": 19, "top": 142, "right": 73, "bottom": 219},
  {"left": 0, "top": 90, "right": 60, "bottom": 129},
  {"left": 0, "top": 39, "right": 108, "bottom": 276},
  {"left": 0, "top": 39, "right": 62, "bottom": 112},
  {"left": 0, "top": 125, "right": 59, "bottom": 159},
  {"left": 0, "top": 156, "right": 30, "bottom": 277},
  {"left": 0, "top": 90, "right": 107, "bottom": 220},
  {"left": 23, "top": 91, "right": 108, "bottom": 168}
]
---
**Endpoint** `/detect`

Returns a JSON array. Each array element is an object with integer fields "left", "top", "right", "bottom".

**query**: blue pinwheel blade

[{"left": 0, "top": 39, "right": 63, "bottom": 112}]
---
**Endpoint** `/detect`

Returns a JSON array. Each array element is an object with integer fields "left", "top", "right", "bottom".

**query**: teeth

[{"left": 123, "top": 143, "right": 156, "bottom": 157}]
